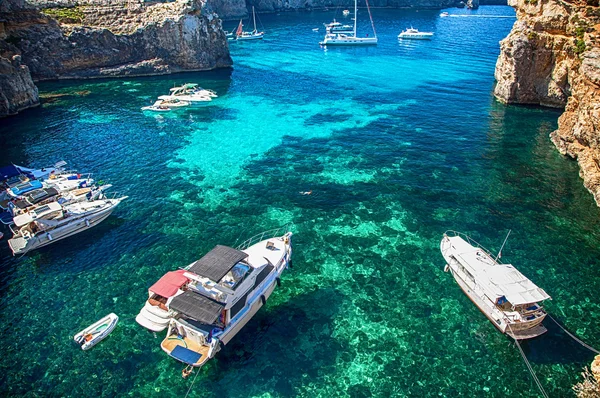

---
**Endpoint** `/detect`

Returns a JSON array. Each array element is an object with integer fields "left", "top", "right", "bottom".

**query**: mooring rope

[
  {"left": 506, "top": 322, "right": 549, "bottom": 398},
  {"left": 547, "top": 314, "right": 600, "bottom": 354},
  {"left": 184, "top": 367, "right": 200, "bottom": 398}
]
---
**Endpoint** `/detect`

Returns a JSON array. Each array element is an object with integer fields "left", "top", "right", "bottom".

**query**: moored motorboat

[
  {"left": 74, "top": 313, "right": 119, "bottom": 350},
  {"left": 7, "top": 195, "right": 127, "bottom": 255},
  {"left": 343, "top": 9, "right": 350, "bottom": 16},
  {"left": 324, "top": 19, "right": 353, "bottom": 33},
  {"left": 398, "top": 27, "right": 434, "bottom": 40},
  {"left": 144, "top": 228, "right": 293, "bottom": 369},
  {"left": 164, "top": 83, "right": 216, "bottom": 102},
  {"left": 440, "top": 11, "right": 449, "bottom": 17},
  {"left": 440, "top": 231, "right": 551, "bottom": 340}
]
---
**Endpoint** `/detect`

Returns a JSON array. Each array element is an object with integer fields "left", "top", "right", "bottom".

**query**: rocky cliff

[
  {"left": 494, "top": 0, "right": 600, "bottom": 206},
  {"left": 0, "top": 0, "right": 232, "bottom": 117}
]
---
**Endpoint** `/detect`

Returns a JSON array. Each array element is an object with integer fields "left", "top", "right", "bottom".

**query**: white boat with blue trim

[
  {"left": 441, "top": 231, "right": 551, "bottom": 340},
  {"left": 140, "top": 228, "right": 292, "bottom": 368}
]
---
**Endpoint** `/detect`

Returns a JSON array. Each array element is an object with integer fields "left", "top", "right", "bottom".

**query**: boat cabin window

[
  {"left": 219, "top": 263, "right": 251, "bottom": 290},
  {"left": 33, "top": 204, "right": 52, "bottom": 215},
  {"left": 29, "top": 190, "right": 47, "bottom": 201}
]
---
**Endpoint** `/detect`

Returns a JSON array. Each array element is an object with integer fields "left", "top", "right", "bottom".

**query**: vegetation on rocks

[{"left": 41, "top": 7, "right": 84, "bottom": 24}]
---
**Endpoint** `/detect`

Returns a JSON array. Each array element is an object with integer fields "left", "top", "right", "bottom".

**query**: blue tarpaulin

[{"left": 0, "top": 165, "right": 20, "bottom": 180}]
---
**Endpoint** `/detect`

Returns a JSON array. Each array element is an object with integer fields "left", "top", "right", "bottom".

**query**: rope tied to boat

[
  {"left": 546, "top": 314, "right": 600, "bottom": 354},
  {"left": 184, "top": 366, "right": 200, "bottom": 398},
  {"left": 506, "top": 323, "right": 550, "bottom": 398}
]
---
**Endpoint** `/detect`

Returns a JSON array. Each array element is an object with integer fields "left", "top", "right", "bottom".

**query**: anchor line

[
  {"left": 547, "top": 314, "right": 600, "bottom": 354},
  {"left": 184, "top": 367, "right": 200, "bottom": 398},
  {"left": 506, "top": 322, "right": 549, "bottom": 398}
]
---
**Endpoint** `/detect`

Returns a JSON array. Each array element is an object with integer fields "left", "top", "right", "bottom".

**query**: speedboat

[
  {"left": 398, "top": 27, "right": 434, "bottom": 40},
  {"left": 440, "top": 231, "right": 551, "bottom": 340},
  {"left": 144, "top": 228, "right": 292, "bottom": 369},
  {"left": 343, "top": 9, "right": 350, "bottom": 16},
  {"left": 165, "top": 83, "right": 216, "bottom": 102},
  {"left": 7, "top": 195, "right": 127, "bottom": 255},
  {"left": 324, "top": 19, "right": 353, "bottom": 33},
  {"left": 440, "top": 12, "right": 449, "bottom": 17},
  {"left": 74, "top": 313, "right": 119, "bottom": 350},
  {"left": 142, "top": 98, "right": 191, "bottom": 112}
]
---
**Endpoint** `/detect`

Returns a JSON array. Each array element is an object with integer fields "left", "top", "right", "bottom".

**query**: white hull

[
  {"left": 236, "top": 33, "right": 264, "bottom": 40},
  {"left": 320, "top": 37, "right": 378, "bottom": 46},
  {"left": 8, "top": 200, "right": 120, "bottom": 255},
  {"left": 441, "top": 234, "right": 548, "bottom": 340},
  {"left": 219, "top": 248, "right": 289, "bottom": 344},
  {"left": 74, "top": 313, "right": 118, "bottom": 351}
]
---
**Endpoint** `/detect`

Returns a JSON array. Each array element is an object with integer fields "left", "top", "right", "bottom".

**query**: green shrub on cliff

[
  {"left": 575, "top": 39, "right": 587, "bottom": 54},
  {"left": 41, "top": 7, "right": 84, "bottom": 24}
]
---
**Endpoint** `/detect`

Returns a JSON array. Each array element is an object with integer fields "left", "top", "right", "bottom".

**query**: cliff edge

[
  {"left": 494, "top": 0, "right": 600, "bottom": 206},
  {"left": 0, "top": 0, "right": 232, "bottom": 118}
]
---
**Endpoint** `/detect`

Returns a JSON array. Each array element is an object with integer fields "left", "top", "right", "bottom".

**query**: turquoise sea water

[{"left": 1, "top": 6, "right": 599, "bottom": 397}]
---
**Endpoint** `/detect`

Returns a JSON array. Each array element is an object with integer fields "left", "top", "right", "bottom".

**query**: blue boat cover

[
  {"left": 10, "top": 180, "right": 43, "bottom": 196},
  {"left": 0, "top": 165, "right": 20, "bottom": 180},
  {"left": 170, "top": 345, "right": 202, "bottom": 365}
]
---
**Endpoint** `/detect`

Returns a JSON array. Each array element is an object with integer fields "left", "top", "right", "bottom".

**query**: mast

[
  {"left": 494, "top": 229, "right": 511, "bottom": 262},
  {"left": 252, "top": 6, "right": 257, "bottom": 33},
  {"left": 353, "top": 0, "right": 357, "bottom": 37},
  {"left": 365, "top": 0, "right": 376, "bottom": 38}
]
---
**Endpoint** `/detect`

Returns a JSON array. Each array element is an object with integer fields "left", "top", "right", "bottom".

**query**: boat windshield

[{"left": 219, "top": 263, "right": 251, "bottom": 290}]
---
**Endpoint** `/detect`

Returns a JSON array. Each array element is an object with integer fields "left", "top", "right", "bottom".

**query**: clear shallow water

[{"left": 0, "top": 6, "right": 599, "bottom": 397}]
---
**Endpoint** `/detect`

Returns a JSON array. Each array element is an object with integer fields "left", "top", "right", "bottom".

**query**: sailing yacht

[
  {"left": 136, "top": 228, "right": 293, "bottom": 369},
  {"left": 236, "top": 7, "right": 264, "bottom": 41},
  {"left": 440, "top": 231, "right": 551, "bottom": 340},
  {"left": 320, "top": 0, "right": 377, "bottom": 46}
]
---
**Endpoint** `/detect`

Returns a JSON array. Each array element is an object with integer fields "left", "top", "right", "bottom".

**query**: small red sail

[{"left": 236, "top": 19, "right": 243, "bottom": 37}]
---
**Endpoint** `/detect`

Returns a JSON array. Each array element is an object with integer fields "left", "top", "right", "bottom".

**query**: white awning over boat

[
  {"left": 484, "top": 265, "right": 551, "bottom": 305},
  {"left": 445, "top": 234, "right": 551, "bottom": 306}
]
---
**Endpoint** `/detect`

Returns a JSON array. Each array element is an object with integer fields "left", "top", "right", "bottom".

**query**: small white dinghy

[{"left": 74, "top": 313, "right": 119, "bottom": 350}]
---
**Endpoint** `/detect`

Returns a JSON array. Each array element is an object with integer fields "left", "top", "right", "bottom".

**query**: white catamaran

[
  {"left": 320, "top": 0, "right": 377, "bottom": 46},
  {"left": 137, "top": 228, "right": 292, "bottom": 369},
  {"left": 440, "top": 231, "right": 551, "bottom": 340}
]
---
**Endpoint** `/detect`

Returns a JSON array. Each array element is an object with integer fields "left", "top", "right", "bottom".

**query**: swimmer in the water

[{"left": 299, "top": 191, "right": 312, "bottom": 195}]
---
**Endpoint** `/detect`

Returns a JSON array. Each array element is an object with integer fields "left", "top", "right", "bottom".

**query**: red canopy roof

[{"left": 149, "top": 270, "right": 188, "bottom": 298}]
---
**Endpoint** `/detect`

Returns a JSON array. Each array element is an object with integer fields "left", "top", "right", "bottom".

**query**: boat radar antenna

[{"left": 494, "top": 229, "right": 511, "bottom": 262}]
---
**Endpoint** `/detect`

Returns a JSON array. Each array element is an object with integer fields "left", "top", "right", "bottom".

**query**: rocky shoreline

[
  {"left": 0, "top": 0, "right": 232, "bottom": 118},
  {"left": 494, "top": 0, "right": 600, "bottom": 206}
]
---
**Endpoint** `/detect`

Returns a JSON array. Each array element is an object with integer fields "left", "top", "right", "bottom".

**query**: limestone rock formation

[
  {"left": 494, "top": 0, "right": 600, "bottom": 206},
  {"left": 3, "top": 0, "right": 232, "bottom": 81},
  {"left": 573, "top": 354, "right": 600, "bottom": 397}
]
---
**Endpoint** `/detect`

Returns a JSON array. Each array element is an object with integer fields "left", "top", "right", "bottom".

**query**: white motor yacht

[
  {"left": 146, "top": 228, "right": 292, "bottom": 369},
  {"left": 440, "top": 231, "right": 551, "bottom": 340},
  {"left": 398, "top": 27, "right": 434, "bottom": 40},
  {"left": 142, "top": 97, "right": 191, "bottom": 112},
  {"left": 324, "top": 19, "right": 353, "bottom": 33},
  {"left": 8, "top": 196, "right": 127, "bottom": 255},
  {"left": 165, "top": 83, "right": 216, "bottom": 102}
]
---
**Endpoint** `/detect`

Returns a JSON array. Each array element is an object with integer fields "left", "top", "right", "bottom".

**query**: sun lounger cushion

[{"left": 171, "top": 345, "right": 202, "bottom": 365}]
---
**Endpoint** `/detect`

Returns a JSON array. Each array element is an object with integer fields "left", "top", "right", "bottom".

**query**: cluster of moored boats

[
  {"left": 141, "top": 83, "right": 218, "bottom": 112},
  {"left": 0, "top": 161, "right": 559, "bottom": 377},
  {"left": 0, "top": 161, "right": 127, "bottom": 255}
]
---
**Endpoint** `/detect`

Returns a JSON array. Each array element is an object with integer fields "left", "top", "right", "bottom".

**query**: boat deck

[
  {"left": 161, "top": 336, "right": 210, "bottom": 366},
  {"left": 507, "top": 324, "right": 547, "bottom": 340}
]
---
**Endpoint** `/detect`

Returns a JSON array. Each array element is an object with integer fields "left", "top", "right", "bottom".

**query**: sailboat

[
  {"left": 236, "top": 7, "right": 264, "bottom": 41},
  {"left": 319, "top": 0, "right": 377, "bottom": 46}
]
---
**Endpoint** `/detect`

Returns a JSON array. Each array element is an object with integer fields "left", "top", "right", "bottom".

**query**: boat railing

[
  {"left": 236, "top": 224, "right": 292, "bottom": 250},
  {"left": 443, "top": 230, "right": 498, "bottom": 260}
]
